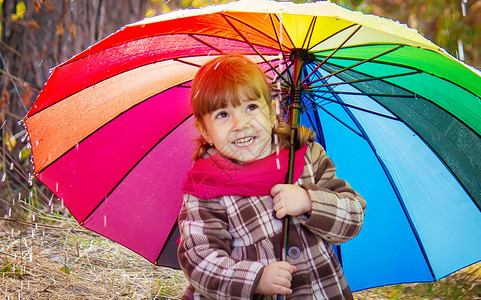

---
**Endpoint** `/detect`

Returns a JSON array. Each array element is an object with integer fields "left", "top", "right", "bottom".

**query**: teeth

[{"left": 233, "top": 137, "right": 254, "bottom": 146}]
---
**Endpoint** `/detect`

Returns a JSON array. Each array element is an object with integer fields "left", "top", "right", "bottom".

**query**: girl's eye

[
  {"left": 246, "top": 104, "right": 258, "bottom": 112},
  {"left": 215, "top": 111, "right": 229, "bottom": 119}
]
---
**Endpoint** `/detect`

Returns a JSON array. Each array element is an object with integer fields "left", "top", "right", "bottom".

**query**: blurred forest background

[
  {"left": 1, "top": 0, "right": 480, "bottom": 212},
  {"left": 0, "top": 0, "right": 480, "bottom": 298}
]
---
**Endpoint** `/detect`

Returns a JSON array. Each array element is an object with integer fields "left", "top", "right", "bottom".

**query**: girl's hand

[
  {"left": 270, "top": 184, "right": 312, "bottom": 219},
  {"left": 255, "top": 261, "right": 297, "bottom": 296}
]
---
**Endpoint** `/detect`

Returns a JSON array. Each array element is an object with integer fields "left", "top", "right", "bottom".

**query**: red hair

[
  {"left": 191, "top": 54, "right": 273, "bottom": 125},
  {"left": 190, "top": 54, "right": 314, "bottom": 160}
]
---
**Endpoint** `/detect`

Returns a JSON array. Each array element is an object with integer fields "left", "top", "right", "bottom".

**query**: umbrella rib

[
  {"left": 301, "top": 16, "right": 317, "bottom": 50},
  {"left": 305, "top": 90, "right": 400, "bottom": 121},
  {"left": 324, "top": 86, "right": 439, "bottom": 281},
  {"left": 188, "top": 34, "right": 225, "bottom": 54},
  {"left": 222, "top": 15, "right": 289, "bottom": 84},
  {"left": 173, "top": 58, "right": 203, "bottom": 68},
  {"left": 303, "top": 93, "right": 364, "bottom": 138},
  {"left": 307, "top": 70, "right": 421, "bottom": 90},
  {"left": 269, "top": 14, "right": 293, "bottom": 83},
  {"left": 300, "top": 24, "right": 363, "bottom": 86},
  {"left": 304, "top": 105, "right": 326, "bottom": 148},
  {"left": 309, "top": 43, "right": 481, "bottom": 98},
  {"left": 80, "top": 113, "right": 195, "bottom": 225},
  {"left": 305, "top": 89, "right": 415, "bottom": 98},
  {"left": 220, "top": 13, "right": 293, "bottom": 51},
  {"left": 304, "top": 45, "right": 404, "bottom": 87}
]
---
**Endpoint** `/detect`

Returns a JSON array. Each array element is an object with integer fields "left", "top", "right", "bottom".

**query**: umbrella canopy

[{"left": 25, "top": 0, "right": 481, "bottom": 292}]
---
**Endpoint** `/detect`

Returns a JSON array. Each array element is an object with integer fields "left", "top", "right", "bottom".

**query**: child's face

[{"left": 197, "top": 95, "right": 276, "bottom": 163}]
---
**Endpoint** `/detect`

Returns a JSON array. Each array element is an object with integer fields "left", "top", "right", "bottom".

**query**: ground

[{"left": 1, "top": 201, "right": 480, "bottom": 299}]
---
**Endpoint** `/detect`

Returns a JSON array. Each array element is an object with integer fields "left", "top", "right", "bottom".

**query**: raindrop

[
  {"left": 8, "top": 207, "right": 11, "bottom": 217},
  {"left": 1, "top": 173, "right": 5, "bottom": 182},
  {"left": 11, "top": 228, "right": 14, "bottom": 238},
  {"left": 27, "top": 173, "right": 33, "bottom": 186},
  {"left": 61, "top": 198, "right": 64, "bottom": 209},
  {"left": 9, "top": 162, "right": 14, "bottom": 170},
  {"left": 21, "top": 132, "right": 28, "bottom": 142},
  {"left": 458, "top": 40, "right": 465, "bottom": 61},
  {"left": 276, "top": 157, "right": 281, "bottom": 170},
  {"left": 75, "top": 143, "right": 79, "bottom": 150},
  {"left": 104, "top": 215, "right": 107, "bottom": 227},
  {"left": 31, "top": 214, "right": 35, "bottom": 222},
  {"left": 55, "top": 182, "right": 59, "bottom": 192},
  {"left": 31, "top": 229, "right": 35, "bottom": 238},
  {"left": 462, "top": 1, "right": 467, "bottom": 17}
]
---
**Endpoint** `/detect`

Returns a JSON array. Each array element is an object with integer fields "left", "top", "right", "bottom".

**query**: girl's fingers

[
  {"left": 272, "top": 193, "right": 280, "bottom": 205},
  {"left": 270, "top": 183, "right": 287, "bottom": 197}
]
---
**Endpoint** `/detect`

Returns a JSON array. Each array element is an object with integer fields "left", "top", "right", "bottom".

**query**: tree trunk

[{"left": 0, "top": 0, "right": 147, "bottom": 208}]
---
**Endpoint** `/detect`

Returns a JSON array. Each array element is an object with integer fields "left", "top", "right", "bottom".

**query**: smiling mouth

[{"left": 233, "top": 137, "right": 255, "bottom": 147}]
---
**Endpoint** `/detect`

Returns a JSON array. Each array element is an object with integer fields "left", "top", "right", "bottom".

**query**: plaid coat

[{"left": 178, "top": 142, "right": 366, "bottom": 299}]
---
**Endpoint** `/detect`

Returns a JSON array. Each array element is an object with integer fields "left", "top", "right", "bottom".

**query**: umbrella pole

[{"left": 278, "top": 52, "right": 303, "bottom": 300}]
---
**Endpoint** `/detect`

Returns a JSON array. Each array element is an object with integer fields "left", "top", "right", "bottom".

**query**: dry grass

[
  {"left": 1, "top": 200, "right": 480, "bottom": 299},
  {"left": 0, "top": 201, "right": 188, "bottom": 299}
]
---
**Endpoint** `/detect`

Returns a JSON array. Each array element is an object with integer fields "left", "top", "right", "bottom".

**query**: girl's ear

[{"left": 195, "top": 118, "right": 213, "bottom": 144}]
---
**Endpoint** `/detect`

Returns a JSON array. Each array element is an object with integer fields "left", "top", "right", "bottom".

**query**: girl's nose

[{"left": 232, "top": 113, "right": 250, "bottom": 131}]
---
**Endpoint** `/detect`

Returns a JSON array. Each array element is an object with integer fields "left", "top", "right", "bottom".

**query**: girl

[{"left": 178, "top": 54, "right": 366, "bottom": 299}]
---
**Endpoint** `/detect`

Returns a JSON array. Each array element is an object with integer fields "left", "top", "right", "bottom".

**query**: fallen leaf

[
  {"left": 28, "top": 19, "right": 40, "bottom": 30},
  {"left": 34, "top": 0, "right": 43, "bottom": 13},
  {"left": 45, "top": 0, "right": 57, "bottom": 12},
  {"left": 56, "top": 24, "right": 64, "bottom": 36},
  {"left": 21, "top": 83, "right": 33, "bottom": 107},
  {"left": 69, "top": 23, "right": 76, "bottom": 40}
]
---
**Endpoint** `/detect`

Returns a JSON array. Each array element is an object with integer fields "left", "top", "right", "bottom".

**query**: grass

[
  {"left": 0, "top": 201, "right": 188, "bottom": 299},
  {"left": 1, "top": 200, "right": 480, "bottom": 299}
]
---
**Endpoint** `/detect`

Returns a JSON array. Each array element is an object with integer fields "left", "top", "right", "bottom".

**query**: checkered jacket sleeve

[
  {"left": 299, "top": 142, "right": 366, "bottom": 245},
  {"left": 177, "top": 194, "right": 264, "bottom": 299}
]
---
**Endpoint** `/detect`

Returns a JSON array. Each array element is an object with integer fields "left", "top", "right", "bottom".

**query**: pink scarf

[{"left": 182, "top": 145, "right": 307, "bottom": 199}]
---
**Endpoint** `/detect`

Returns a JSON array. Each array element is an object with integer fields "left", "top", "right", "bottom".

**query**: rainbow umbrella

[{"left": 24, "top": 0, "right": 481, "bottom": 291}]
